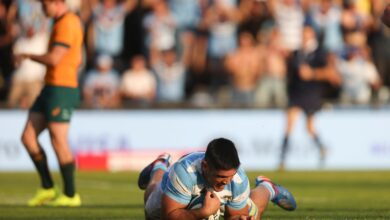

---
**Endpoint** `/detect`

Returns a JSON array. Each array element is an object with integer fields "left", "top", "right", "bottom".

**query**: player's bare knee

[
  {"left": 21, "top": 133, "right": 28, "bottom": 146},
  {"left": 21, "top": 131, "right": 35, "bottom": 149}
]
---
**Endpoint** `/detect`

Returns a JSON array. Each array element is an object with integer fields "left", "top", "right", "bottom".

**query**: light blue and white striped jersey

[{"left": 161, "top": 152, "right": 250, "bottom": 210}]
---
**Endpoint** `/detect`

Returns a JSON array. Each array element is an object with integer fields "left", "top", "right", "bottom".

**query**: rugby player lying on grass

[{"left": 138, "top": 138, "right": 296, "bottom": 220}]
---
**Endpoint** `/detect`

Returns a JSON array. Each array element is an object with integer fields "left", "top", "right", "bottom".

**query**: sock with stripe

[
  {"left": 150, "top": 161, "right": 169, "bottom": 178},
  {"left": 257, "top": 180, "right": 276, "bottom": 201}
]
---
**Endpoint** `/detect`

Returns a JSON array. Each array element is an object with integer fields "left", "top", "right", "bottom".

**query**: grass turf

[{"left": 0, "top": 171, "right": 390, "bottom": 220}]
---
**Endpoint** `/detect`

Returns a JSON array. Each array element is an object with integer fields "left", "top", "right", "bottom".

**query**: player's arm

[
  {"left": 17, "top": 45, "right": 69, "bottom": 67},
  {"left": 15, "top": 15, "right": 74, "bottom": 68},
  {"left": 299, "top": 54, "right": 341, "bottom": 85},
  {"left": 224, "top": 170, "right": 254, "bottom": 220},
  {"left": 16, "top": 14, "right": 76, "bottom": 67},
  {"left": 161, "top": 190, "right": 220, "bottom": 220},
  {"left": 161, "top": 162, "right": 221, "bottom": 220}
]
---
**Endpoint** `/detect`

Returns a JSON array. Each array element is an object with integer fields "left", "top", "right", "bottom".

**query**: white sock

[
  {"left": 150, "top": 161, "right": 168, "bottom": 177},
  {"left": 258, "top": 181, "right": 276, "bottom": 200}
]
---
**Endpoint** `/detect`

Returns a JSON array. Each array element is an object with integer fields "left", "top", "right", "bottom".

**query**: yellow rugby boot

[
  {"left": 27, "top": 188, "right": 57, "bottom": 207},
  {"left": 48, "top": 193, "right": 81, "bottom": 207}
]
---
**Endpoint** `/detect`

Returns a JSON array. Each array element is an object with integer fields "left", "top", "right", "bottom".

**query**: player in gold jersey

[{"left": 14, "top": 0, "right": 83, "bottom": 207}]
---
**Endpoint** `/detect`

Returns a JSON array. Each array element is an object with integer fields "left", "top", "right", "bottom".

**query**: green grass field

[{"left": 1, "top": 171, "right": 390, "bottom": 220}]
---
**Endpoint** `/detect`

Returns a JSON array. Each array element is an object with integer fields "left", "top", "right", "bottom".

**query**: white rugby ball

[{"left": 187, "top": 193, "right": 221, "bottom": 220}]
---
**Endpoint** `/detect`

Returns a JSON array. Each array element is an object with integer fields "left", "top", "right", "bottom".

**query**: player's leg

[
  {"left": 26, "top": 80, "right": 43, "bottom": 109},
  {"left": 249, "top": 176, "right": 297, "bottom": 219},
  {"left": 248, "top": 185, "right": 270, "bottom": 219},
  {"left": 144, "top": 169, "right": 165, "bottom": 204},
  {"left": 306, "top": 113, "right": 326, "bottom": 165},
  {"left": 21, "top": 112, "right": 57, "bottom": 206},
  {"left": 138, "top": 153, "right": 172, "bottom": 202},
  {"left": 41, "top": 86, "right": 80, "bottom": 207},
  {"left": 47, "top": 121, "right": 81, "bottom": 207},
  {"left": 279, "top": 107, "right": 300, "bottom": 170},
  {"left": 138, "top": 154, "right": 172, "bottom": 219}
]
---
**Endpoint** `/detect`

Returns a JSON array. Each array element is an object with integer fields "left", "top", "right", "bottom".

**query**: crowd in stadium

[{"left": 0, "top": 0, "right": 389, "bottom": 109}]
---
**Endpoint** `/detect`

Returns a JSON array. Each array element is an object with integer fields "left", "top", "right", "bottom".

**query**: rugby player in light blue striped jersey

[{"left": 138, "top": 138, "right": 296, "bottom": 220}]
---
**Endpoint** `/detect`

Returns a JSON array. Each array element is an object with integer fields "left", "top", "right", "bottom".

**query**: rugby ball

[{"left": 187, "top": 193, "right": 221, "bottom": 220}]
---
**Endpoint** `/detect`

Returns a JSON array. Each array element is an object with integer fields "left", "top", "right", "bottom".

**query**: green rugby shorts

[{"left": 30, "top": 85, "right": 80, "bottom": 122}]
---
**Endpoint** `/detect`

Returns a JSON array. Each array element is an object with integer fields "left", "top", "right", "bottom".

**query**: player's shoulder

[
  {"left": 57, "top": 12, "right": 82, "bottom": 27},
  {"left": 65, "top": 12, "right": 81, "bottom": 21},
  {"left": 172, "top": 152, "right": 204, "bottom": 176},
  {"left": 162, "top": 153, "right": 204, "bottom": 193},
  {"left": 231, "top": 167, "right": 249, "bottom": 186},
  {"left": 176, "top": 152, "right": 204, "bottom": 168},
  {"left": 226, "top": 167, "right": 250, "bottom": 201}
]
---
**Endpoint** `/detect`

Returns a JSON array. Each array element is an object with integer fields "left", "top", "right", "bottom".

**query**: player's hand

[
  {"left": 201, "top": 190, "right": 221, "bottom": 217},
  {"left": 13, "top": 54, "right": 30, "bottom": 67},
  {"left": 229, "top": 215, "right": 255, "bottom": 220}
]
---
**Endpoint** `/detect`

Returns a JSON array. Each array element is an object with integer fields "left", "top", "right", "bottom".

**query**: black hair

[{"left": 204, "top": 138, "right": 240, "bottom": 170}]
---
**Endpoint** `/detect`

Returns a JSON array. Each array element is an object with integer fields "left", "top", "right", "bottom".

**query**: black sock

[
  {"left": 313, "top": 134, "right": 324, "bottom": 150},
  {"left": 60, "top": 162, "right": 76, "bottom": 197},
  {"left": 30, "top": 149, "right": 54, "bottom": 189},
  {"left": 280, "top": 135, "right": 289, "bottom": 162}
]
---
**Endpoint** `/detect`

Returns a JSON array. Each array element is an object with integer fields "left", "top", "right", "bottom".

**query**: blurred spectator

[
  {"left": 368, "top": 0, "right": 390, "bottom": 93},
  {"left": 336, "top": 46, "right": 381, "bottom": 105},
  {"left": 143, "top": 0, "right": 176, "bottom": 53},
  {"left": 7, "top": 0, "right": 49, "bottom": 109},
  {"left": 8, "top": 27, "right": 48, "bottom": 109},
  {"left": 167, "top": 0, "right": 201, "bottom": 71},
  {"left": 168, "top": 0, "right": 200, "bottom": 30},
  {"left": 4, "top": 0, "right": 389, "bottom": 109},
  {"left": 151, "top": 48, "right": 186, "bottom": 102},
  {"left": 83, "top": 54, "right": 121, "bottom": 109},
  {"left": 255, "top": 27, "right": 288, "bottom": 108},
  {"left": 65, "top": 0, "right": 81, "bottom": 13},
  {"left": 307, "top": 0, "right": 344, "bottom": 53},
  {"left": 122, "top": 1, "right": 144, "bottom": 65},
  {"left": 238, "top": 0, "right": 274, "bottom": 40},
  {"left": 0, "top": 0, "right": 17, "bottom": 101},
  {"left": 189, "top": 85, "right": 214, "bottom": 107},
  {"left": 183, "top": 0, "right": 211, "bottom": 98},
  {"left": 268, "top": 0, "right": 305, "bottom": 52},
  {"left": 78, "top": 0, "right": 96, "bottom": 24},
  {"left": 354, "top": 0, "right": 371, "bottom": 18},
  {"left": 87, "top": 0, "right": 135, "bottom": 71},
  {"left": 203, "top": 0, "right": 240, "bottom": 95},
  {"left": 340, "top": 0, "right": 370, "bottom": 48},
  {"left": 120, "top": 55, "right": 156, "bottom": 105},
  {"left": 279, "top": 26, "right": 341, "bottom": 170},
  {"left": 225, "top": 31, "right": 261, "bottom": 105},
  {"left": 15, "top": 0, "right": 49, "bottom": 37}
]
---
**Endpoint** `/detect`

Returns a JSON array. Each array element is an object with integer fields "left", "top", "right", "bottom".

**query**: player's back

[
  {"left": 46, "top": 12, "right": 83, "bottom": 88},
  {"left": 161, "top": 152, "right": 250, "bottom": 209}
]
